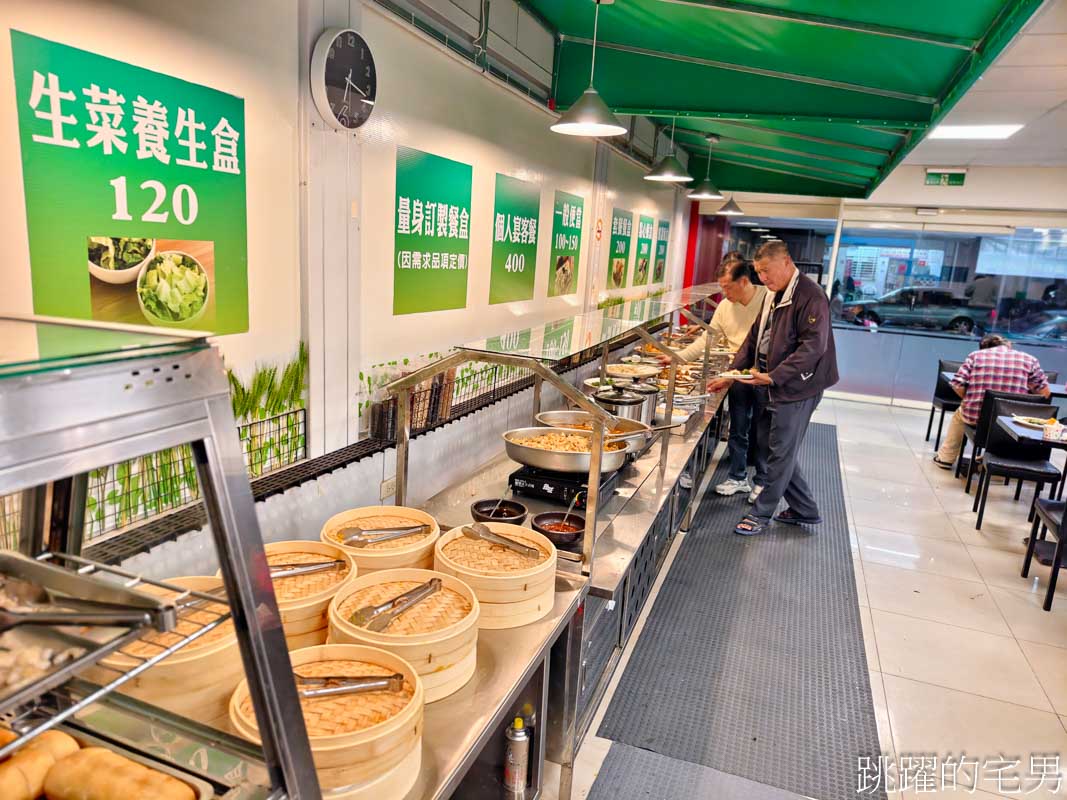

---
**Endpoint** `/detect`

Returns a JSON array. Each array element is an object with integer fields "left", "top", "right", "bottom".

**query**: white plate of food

[
  {"left": 1012, "top": 414, "right": 1058, "bottom": 430},
  {"left": 606, "top": 363, "right": 661, "bottom": 379},
  {"left": 718, "top": 369, "right": 759, "bottom": 381}
]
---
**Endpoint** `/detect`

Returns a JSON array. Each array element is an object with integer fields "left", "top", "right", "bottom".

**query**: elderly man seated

[{"left": 933, "top": 334, "right": 1051, "bottom": 469}]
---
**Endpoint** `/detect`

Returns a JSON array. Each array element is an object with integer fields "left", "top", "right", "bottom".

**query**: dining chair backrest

[
  {"left": 986, "top": 398, "right": 1061, "bottom": 461},
  {"left": 934, "top": 359, "right": 965, "bottom": 403},
  {"left": 1047, "top": 370, "right": 1060, "bottom": 383},
  {"left": 974, "top": 389, "right": 1049, "bottom": 449}
]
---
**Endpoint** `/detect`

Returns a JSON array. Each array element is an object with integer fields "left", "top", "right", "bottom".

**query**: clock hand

[{"left": 345, "top": 76, "right": 368, "bottom": 98}]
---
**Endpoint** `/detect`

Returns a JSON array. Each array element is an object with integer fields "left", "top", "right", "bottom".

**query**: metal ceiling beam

[
  {"left": 672, "top": 129, "right": 881, "bottom": 171},
  {"left": 690, "top": 120, "right": 898, "bottom": 155},
  {"left": 861, "top": 126, "right": 909, "bottom": 137},
  {"left": 700, "top": 149, "right": 873, "bottom": 183},
  {"left": 594, "top": 109, "right": 928, "bottom": 132},
  {"left": 704, "top": 154, "right": 870, "bottom": 188},
  {"left": 559, "top": 36, "right": 938, "bottom": 104},
  {"left": 655, "top": 0, "right": 977, "bottom": 50}
]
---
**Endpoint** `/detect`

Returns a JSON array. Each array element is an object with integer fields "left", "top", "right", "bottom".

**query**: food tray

[
  {"left": 63, "top": 726, "right": 214, "bottom": 800},
  {"left": 335, "top": 580, "right": 473, "bottom": 636},
  {"left": 503, "top": 426, "right": 628, "bottom": 473}
]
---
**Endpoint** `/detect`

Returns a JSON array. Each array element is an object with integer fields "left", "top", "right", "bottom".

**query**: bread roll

[
  {"left": 0, "top": 727, "right": 18, "bottom": 748},
  {"left": 44, "top": 747, "right": 195, "bottom": 800},
  {"left": 0, "top": 729, "right": 79, "bottom": 800}
]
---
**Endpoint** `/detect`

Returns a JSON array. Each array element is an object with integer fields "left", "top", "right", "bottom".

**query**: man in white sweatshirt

[{"left": 679, "top": 256, "right": 768, "bottom": 500}]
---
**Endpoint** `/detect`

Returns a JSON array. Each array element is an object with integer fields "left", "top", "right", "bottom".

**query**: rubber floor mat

[
  {"left": 589, "top": 742, "right": 811, "bottom": 800},
  {"left": 597, "top": 423, "right": 885, "bottom": 800}
]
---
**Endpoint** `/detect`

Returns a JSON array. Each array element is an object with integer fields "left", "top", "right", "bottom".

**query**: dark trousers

[
  {"left": 727, "top": 382, "right": 768, "bottom": 484},
  {"left": 751, "top": 390, "right": 822, "bottom": 521}
]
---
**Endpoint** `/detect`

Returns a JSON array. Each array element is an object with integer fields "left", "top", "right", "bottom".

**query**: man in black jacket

[{"left": 709, "top": 241, "right": 838, "bottom": 536}]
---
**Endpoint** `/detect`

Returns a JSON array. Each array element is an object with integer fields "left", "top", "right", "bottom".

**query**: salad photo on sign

[{"left": 9, "top": 30, "right": 248, "bottom": 334}]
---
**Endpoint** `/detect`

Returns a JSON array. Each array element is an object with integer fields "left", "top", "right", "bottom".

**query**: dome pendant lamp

[
  {"left": 645, "top": 117, "right": 693, "bottom": 182},
  {"left": 550, "top": 1, "right": 627, "bottom": 137},
  {"left": 716, "top": 196, "right": 745, "bottom": 216},
  {"left": 687, "top": 135, "right": 724, "bottom": 200}
]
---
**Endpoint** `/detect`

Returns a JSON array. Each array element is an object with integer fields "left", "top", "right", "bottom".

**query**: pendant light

[
  {"left": 551, "top": 1, "right": 626, "bottom": 137},
  {"left": 687, "top": 134, "right": 723, "bottom": 199},
  {"left": 645, "top": 118, "right": 693, "bottom": 182},
  {"left": 716, "top": 196, "right": 745, "bottom": 216}
]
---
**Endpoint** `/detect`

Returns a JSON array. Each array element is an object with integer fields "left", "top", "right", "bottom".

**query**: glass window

[{"left": 832, "top": 226, "right": 1067, "bottom": 340}]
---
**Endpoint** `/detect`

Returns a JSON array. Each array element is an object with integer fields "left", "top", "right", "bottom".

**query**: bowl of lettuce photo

[
  {"left": 136, "top": 251, "right": 210, "bottom": 326},
  {"left": 87, "top": 236, "right": 155, "bottom": 284}
]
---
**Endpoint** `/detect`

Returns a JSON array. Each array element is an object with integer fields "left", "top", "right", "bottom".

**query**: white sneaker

[
  {"left": 716, "top": 478, "right": 752, "bottom": 496},
  {"left": 747, "top": 485, "right": 764, "bottom": 504}
]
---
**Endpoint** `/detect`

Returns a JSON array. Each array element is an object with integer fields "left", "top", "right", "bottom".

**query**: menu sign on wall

[
  {"left": 10, "top": 30, "right": 249, "bottom": 333},
  {"left": 394, "top": 146, "right": 472, "bottom": 314},
  {"left": 654, "top": 220, "right": 670, "bottom": 283},
  {"left": 606, "top": 208, "right": 633, "bottom": 290},
  {"left": 488, "top": 173, "right": 539, "bottom": 305},
  {"left": 633, "top": 215, "right": 655, "bottom": 286},
  {"left": 548, "top": 190, "right": 584, "bottom": 298}
]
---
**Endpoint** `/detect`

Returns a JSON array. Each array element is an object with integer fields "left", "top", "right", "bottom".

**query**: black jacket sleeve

[{"left": 768, "top": 291, "right": 830, "bottom": 387}]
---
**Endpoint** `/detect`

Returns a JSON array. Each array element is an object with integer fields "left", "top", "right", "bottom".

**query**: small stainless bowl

[
  {"left": 471, "top": 498, "right": 528, "bottom": 525},
  {"left": 531, "top": 511, "right": 585, "bottom": 545}
]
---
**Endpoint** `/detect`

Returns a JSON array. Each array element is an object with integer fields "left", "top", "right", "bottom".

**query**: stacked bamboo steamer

[
  {"left": 328, "top": 568, "right": 479, "bottom": 702},
  {"left": 229, "top": 643, "right": 422, "bottom": 799},
  {"left": 320, "top": 506, "right": 439, "bottom": 574},
  {"left": 94, "top": 576, "right": 240, "bottom": 730},
  {"left": 264, "top": 541, "right": 357, "bottom": 649},
  {"left": 435, "top": 523, "right": 556, "bottom": 629}
]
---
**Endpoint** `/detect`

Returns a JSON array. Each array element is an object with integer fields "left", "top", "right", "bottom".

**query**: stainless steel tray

[
  {"left": 503, "top": 426, "right": 628, "bottom": 473},
  {"left": 534, "top": 411, "right": 651, "bottom": 453}
]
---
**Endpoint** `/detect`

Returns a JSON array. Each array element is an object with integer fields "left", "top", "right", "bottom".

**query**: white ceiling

[{"left": 904, "top": 0, "right": 1067, "bottom": 167}]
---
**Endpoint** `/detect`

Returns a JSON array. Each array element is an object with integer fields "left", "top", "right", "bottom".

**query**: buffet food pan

[
  {"left": 534, "top": 411, "right": 651, "bottom": 452},
  {"left": 503, "top": 427, "right": 628, "bottom": 473}
]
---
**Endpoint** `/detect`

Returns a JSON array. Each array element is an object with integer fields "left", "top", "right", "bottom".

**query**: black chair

[
  {"left": 971, "top": 397, "right": 1062, "bottom": 530},
  {"left": 957, "top": 389, "right": 1048, "bottom": 493},
  {"left": 927, "top": 359, "right": 964, "bottom": 449},
  {"left": 1023, "top": 499, "right": 1066, "bottom": 611},
  {"left": 1048, "top": 371, "right": 1061, "bottom": 383}
]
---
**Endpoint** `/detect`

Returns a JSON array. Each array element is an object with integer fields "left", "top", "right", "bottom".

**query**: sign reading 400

[{"left": 10, "top": 30, "right": 249, "bottom": 334}]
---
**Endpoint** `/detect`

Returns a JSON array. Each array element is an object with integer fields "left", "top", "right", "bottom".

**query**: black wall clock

[{"left": 311, "top": 27, "right": 376, "bottom": 130}]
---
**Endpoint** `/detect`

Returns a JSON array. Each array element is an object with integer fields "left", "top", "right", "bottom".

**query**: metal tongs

[
  {"left": 462, "top": 523, "right": 539, "bottom": 558},
  {"left": 339, "top": 524, "right": 428, "bottom": 548},
  {"left": 268, "top": 560, "right": 346, "bottom": 580},
  {"left": 296, "top": 672, "right": 405, "bottom": 699},
  {"left": 349, "top": 578, "right": 442, "bottom": 632},
  {"left": 0, "top": 574, "right": 156, "bottom": 633}
]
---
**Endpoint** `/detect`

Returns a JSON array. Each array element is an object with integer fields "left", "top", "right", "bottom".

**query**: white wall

[
  {"left": 0, "top": 0, "right": 303, "bottom": 374},
  {"left": 866, "top": 165, "right": 1067, "bottom": 211}
]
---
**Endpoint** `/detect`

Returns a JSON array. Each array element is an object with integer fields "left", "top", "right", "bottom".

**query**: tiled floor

[{"left": 546, "top": 398, "right": 1067, "bottom": 799}]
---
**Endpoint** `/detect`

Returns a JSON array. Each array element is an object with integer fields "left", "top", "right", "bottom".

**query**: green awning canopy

[{"left": 524, "top": 0, "right": 1044, "bottom": 198}]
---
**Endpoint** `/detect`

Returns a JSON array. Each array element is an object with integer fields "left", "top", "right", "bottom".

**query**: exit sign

[{"left": 925, "top": 171, "right": 966, "bottom": 186}]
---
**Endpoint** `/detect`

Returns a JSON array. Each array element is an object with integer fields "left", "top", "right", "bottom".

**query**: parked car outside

[{"left": 840, "top": 287, "right": 994, "bottom": 334}]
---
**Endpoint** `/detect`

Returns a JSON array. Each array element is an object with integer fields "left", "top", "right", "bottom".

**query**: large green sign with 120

[
  {"left": 654, "top": 220, "right": 670, "bottom": 283},
  {"left": 10, "top": 30, "right": 248, "bottom": 334},
  {"left": 606, "top": 208, "right": 633, "bottom": 290},
  {"left": 489, "top": 173, "right": 540, "bottom": 305},
  {"left": 548, "top": 190, "right": 583, "bottom": 298},
  {"left": 394, "top": 146, "right": 473, "bottom": 314},
  {"left": 633, "top": 215, "right": 655, "bottom": 286}
]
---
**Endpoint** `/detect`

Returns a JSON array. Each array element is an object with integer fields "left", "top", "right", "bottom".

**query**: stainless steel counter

[{"left": 404, "top": 574, "right": 587, "bottom": 800}]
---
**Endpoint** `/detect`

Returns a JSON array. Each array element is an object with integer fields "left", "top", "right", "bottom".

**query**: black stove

[{"left": 508, "top": 465, "right": 621, "bottom": 509}]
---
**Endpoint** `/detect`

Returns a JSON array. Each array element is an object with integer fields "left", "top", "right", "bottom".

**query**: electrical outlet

[{"left": 380, "top": 475, "right": 397, "bottom": 500}]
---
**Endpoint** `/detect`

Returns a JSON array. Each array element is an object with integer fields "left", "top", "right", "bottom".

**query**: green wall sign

[
  {"left": 488, "top": 173, "right": 539, "bottom": 305},
  {"left": 633, "top": 215, "right": 655, "bottom": 286},
  {"left": 924, "top": 171, "right": 966, "bottom": 186},
  {"left": 10, "top": 30, "right": 248, "bottom": 334},
  {"left": 548, "top": 190, "right": 584, "bottom": 298},
  {"left": 606, "top": 208, "right": 633, "bottom": 290},
  {"left": 393, "top": 146, "right": 472, "bottom": 315},
  {"left": 654, "top": 220, "right": 670, "bottom": 283}
]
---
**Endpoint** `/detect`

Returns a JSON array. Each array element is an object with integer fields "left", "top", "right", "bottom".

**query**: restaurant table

[
  {"left": 942, "top": 372, "right": 1067, "bottom": 399},
  {"left": 997, "top": 415, "right": 1067, "bottom": 567}
]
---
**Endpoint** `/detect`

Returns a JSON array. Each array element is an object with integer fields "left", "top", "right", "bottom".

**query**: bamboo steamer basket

[
  {"left": 94, "top": 576, "right": 241, "bottom": 724},
  {"left": 262, "top": 541, "right": 357, "bottom": 649},
  {"left": 328, "top": 568, "right": 479, "bottom": 702},
  {"left": 435, "top": 524, "right": 556, "bottom": 629},
  {"left": 321, "top": 506, "right": 439, "bottom": 574},
  {"left": 229, "top": 644, "right": 422, "bottom": 796}
]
